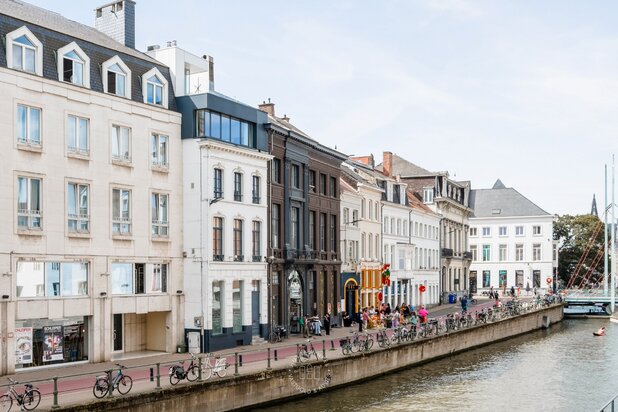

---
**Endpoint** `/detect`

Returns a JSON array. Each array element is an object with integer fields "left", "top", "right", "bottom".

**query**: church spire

[{"left": 591, "top": 194, "right": 598, "bottom": 217}]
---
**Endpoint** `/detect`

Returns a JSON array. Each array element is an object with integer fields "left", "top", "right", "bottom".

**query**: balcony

[
  {"left": 463, "top": 251, "right": 473, "bottom": 260},
  {"left": 272, "top": 249, "right": 283, "bottom": 259},
  {"left": 252, "top": 196, "right": 261, "bottom": 204},
  {"left": 213, "top": 254, "right": 224, "bottom": 262},
  {"left": 441, "top": 248, "right": 453, "bottom": 258},
  {"left": 234, "top": 255, "right": 244, "bottom": 262},
  {"left": 252, "top": 255, "right": 262, "bottom": 262},
  {"left": 234, "top": 192, "right": 242, "bottom": 202}
]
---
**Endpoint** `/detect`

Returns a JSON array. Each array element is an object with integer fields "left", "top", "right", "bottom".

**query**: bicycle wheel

[
  {"left": 187, "top": 365, "right": 200, "bottom": 382},
  {"left": 116, "top": 375, "right": 133, "bottom": 395},
  {"left": 169, "top": 367, "right": 181, "bottom": 386},
  {"left": 215, "top": 365, "right": 228, "bottom": 378},
  {"left": 202, "top": 364, "right": 213, "bottom": 380},
  {"left": 342, "top": 345, "right": 350, "bottom": 356},
  {"left": 366, "top": 337, "right": 374, "bottom": 350},
  {"left": 313, "top": 349, "right": 319, "bottom": 361},
  {"left": 22, "top": 389, "right": 40, "bottom": 411},
  {"left": 93, "top": 378, "right": 109, "bottom": 399},
  {"left": 0, "top": 394, "right": 12, "bottom": 412}
]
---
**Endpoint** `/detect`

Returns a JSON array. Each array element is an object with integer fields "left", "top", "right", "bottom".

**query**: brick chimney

[
  {"left": 95, "top": 1, "right": 136, "bottom": 48},
  {"left": 383, "top": 151, "right": 393, "bottom": 177},
  {"left": 258, "top": 99, "right": 275, "bottom": 116},
  {"left": 350, "top": 155, "right": 375, "bottom": 168}
]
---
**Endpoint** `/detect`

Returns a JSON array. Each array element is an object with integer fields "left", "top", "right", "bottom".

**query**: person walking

[
  {"left": 324, "top": 312, "right": 331, "bottom": 336},
  {"left": 461, "top": 295, "right": 468, "bottom": 314},
  {"left": 418, "top": 306, "right": 428, "bottom": 323},
  {"left": 300, "top": 315, "right": 307, "bottom": 338}
]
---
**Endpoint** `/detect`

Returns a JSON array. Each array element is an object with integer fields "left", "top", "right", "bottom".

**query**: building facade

[
  {"left": 0, "top": 0, "right": 183, "bottom": 374},
  {"left": 469, "top": 180, "right": 556, "bottom": 293},
  {"left": 148, "top": 45, "right": 271, "bottom": 352},
  {"left": 264, "top": 102, "right": 346, "bottom": 334}
]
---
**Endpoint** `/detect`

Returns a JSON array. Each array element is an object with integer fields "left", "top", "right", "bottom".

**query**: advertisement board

[
  {"left": 15, "top": 327, "right": 33, "bottom": 365},
  {"left": 42, "top": 325, "right": 63, "bottom": 362}
]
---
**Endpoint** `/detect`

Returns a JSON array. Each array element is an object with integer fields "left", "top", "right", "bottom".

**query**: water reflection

[{"left": 257, "top": 320, "right": 617, "bottom": 412}]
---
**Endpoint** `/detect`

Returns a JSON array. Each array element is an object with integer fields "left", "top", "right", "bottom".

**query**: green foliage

[{"left": 554, "top": 214, "right": 608, "bottom": 286}]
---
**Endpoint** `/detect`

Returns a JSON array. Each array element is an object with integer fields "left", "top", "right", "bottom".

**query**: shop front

[
  {"left": 15, "top": 317, "right": 88, "bottom": 370},
  {"left": 288, "top": 270, "right": 303, "bottom": 334}
]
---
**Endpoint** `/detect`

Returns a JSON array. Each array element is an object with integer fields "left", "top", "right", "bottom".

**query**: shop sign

[
  {"left": 15, "top": 327, "right": 33, "bottom": 365},
  {"left": 289, "top": 270, "right": 302, "bottom": 299},
  {"left": 42, "top": 325, "right": 63, "bottom": 363}
]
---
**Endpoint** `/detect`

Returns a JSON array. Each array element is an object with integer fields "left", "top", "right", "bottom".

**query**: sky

[{"left": 25, "top": 0, "right": 618, "bottom": 216}]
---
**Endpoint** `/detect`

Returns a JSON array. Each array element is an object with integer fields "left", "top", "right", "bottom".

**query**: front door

[
  {"left": 112, "top": 314, "right": 123, "bottom": 352},
  {"left": 251, "top": 290, "right": 260, "bottom": 336},
  {"left": 345, "top": 285, "right": 356, "bottom": 315},
  {"left": 469, "top": 272, "right": 477, "bottom": 294}
]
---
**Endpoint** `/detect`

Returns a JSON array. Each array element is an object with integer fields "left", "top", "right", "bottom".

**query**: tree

[{"left": 553, "top": 214, "right": 608, "bottom": 288}]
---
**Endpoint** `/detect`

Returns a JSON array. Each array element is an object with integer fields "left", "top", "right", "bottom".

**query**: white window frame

[
  {"left": 111, "top": 124, "right": 132, "bottom": 163},
  {"left": 151, "top": 132, "right": 169, "bottom": 168},
  {"left": 498, "top": 226, "right": 507, "bottom": 236},
  {"left": 102, "top": 55, "right": 131, "bottom": 98},
  {"left": 17, "top": 175, "right": 42, "bottom": 231},
  {"left": 470, "top": 227, "right": 477, "bottom": 237},
  {"left": 515, "top": 226, "right": 524, "bottom": 236},
  {"left": 6, "top": 26, "right": 43, "bottom": 76},
  {"left": 57, "top": 42, "right": 90, "bottom": 88},
  {"left": 482, "top": 227, "right": 491, "bottom": 237},
  {"left": 499, "top": 244, "right": 507, "bottom": 261},
  {"left": 423, "top": 187, "right": 434, "bottom": 203},
  {"left": 112, "top": 187, "right": 132, "bottom": 236},
  {"left": 515, "top": 244, "right": 524, "bottom": 261},
  {"left": 532, "top": 244, "right": 542, "bottom": 261},
  {"left": 16, "top": 104, "right": 42, "bottom": 147},
  {"left": 67, "top": 182, "right": 90, "bottom": 234},
  {"left": 151, "top": 192, "right": 169, "bottom": 238},
  {"left": 533, "top": 225, "right": 542, "bottom": 236},
  {"left": 142, "top": 67, "right": 169, "bottom": 108},
  {"left": 66, "top": 114, "right": 89, "bottom": 156},
  {"left": 482, "top": 244, "right": 491, "bottom": 262}
]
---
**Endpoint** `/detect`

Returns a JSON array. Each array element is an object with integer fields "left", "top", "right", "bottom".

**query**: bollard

[
  {"left": 322, "top": 340, "right": 327, "bottom": 360},
  {"left": 267, "top": 348, "right": 272, "bottom": 370},
  {"left": 198, "top": 356, "right": 203, "bottom": 381},
  {"left": 234, "top": 353, "right": 239, "bottom": 376},
  {"left": 51, "top": 376, "right": 59, "bottom": 409},
  {"left": 274, "top": 349, "right": 278, "bottom": 361},
  {"left": 155, "top": 363, "right": 162, "bottom": 390},
  {"left": 149, "top": 367, "right": 154, "bottom": 382},
  {"left": 107, "top": 369, "right": 114, "bottom": 398},
  {"left": 239, "top": 354, "right": 243, "bottom": 367},
  {"left": 330, "top": 339, "right": 336, "bottom": 351},
  {"left": 296, "top": 344, "right": 301, "bottom": 363}
]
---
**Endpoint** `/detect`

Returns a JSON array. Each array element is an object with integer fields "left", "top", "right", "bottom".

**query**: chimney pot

[{"left": 259, "top": 101, "right": 275, "bottom": 116}]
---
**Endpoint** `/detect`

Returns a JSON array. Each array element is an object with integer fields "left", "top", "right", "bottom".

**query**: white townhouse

[
  {"left": 469, "top": 180, "right": 556, "bottom": 293},
  {"left": 148, "top": 45, "right": 272, "bottom": 352},
  {"left": 0, "top": 0, "right": 184, "bottom": 374},
  {"left": 339, "top": 176, "right": 361, "bottom": 315}
]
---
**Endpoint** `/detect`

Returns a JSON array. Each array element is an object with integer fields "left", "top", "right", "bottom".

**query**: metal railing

[{"left": 600, "top": 393, "right": 618, "bottom": 411}]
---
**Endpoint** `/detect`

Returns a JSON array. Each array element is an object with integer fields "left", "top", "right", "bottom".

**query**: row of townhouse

[{"left": 0, "top": 0, "right": 557, "bottom": 375}]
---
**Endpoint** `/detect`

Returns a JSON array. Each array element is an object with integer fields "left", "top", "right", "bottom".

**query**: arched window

[
  {"left": 6, "top": 26, "right": 43, "bottom": 76},
  {"left": 103, "top": 56, "right": 131, "bottom": 98},
  {"left": 142, "top": 67, "right": 169, "bottom": 107},
  {"left": 57, "top": 42, "right": 90, "bottom": 87}
]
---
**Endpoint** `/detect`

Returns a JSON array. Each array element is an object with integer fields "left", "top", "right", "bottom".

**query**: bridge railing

[{"left": 600, "top": 392, "right": 618, "bottom": 411}]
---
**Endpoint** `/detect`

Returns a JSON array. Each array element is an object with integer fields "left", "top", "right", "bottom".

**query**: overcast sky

[{"left": 26, "top": 0, "right": 618, "bottom": 216}]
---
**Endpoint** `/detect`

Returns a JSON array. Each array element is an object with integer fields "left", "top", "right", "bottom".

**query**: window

[
  {"left": 151, "top": 193, "right": 169, "bottom": 237},
  {"left": 67, "top": 115, "right": 89, "bottom": 155},
  {"left": 319, "top": 213, "right": 326, "bottom": 251},
  {"left": 361, "top": 200, "right": 366, "bottom": 218},
  {"left": 233, "top": 219, "right": 243, "bottom": 261},
  {"left": 320, "top": 174, "right": 327, "bottom": 196},
  {"left": 533, "top": 225, "right": 542, "bottom": 235},
  {"left": 16, "top": 261, "right": 88, "bottom": 298},
  {"left": 252, "top": 221, "right": 261, "bottom": 260},
  {"left": 234, "top": 172, "right": 243, "bottom": 201},
  {"left": 196, "top": 109, "right": 255, "bottom": 147},
  {"left": 309, "top": 170, "right": 316, "bottom": 192},
  {"left": 470, "top": 245, "right": 477, "bottom": 261},
  {"left": 58, "top": 43, "right": 89, "bottom": 87},
  {"left": 106, "top": 63, "right": 127, "bottom": 97},
  {"left": 515, "top": 244, "right": 524, "bottom": 261},
  {"left": 214, "top": 168, "right": 223, "bottom": 199},
  {"left": 309, "top": 211, "right": 316, "bottom": 250},
  {"left": 482, "top": 245, "right": 491, "bottom": 262},
  {"left": 252, "top": 176, "right": 261, "bottom": 204},
  {"left": 67, "top": 183, "right": 89, "bottom": 234},
  {"left": 17, "top": 176, "right": 41, "bottom": 230},
  {"left": 482, "top": 227, "right": 491, "bottom": 236},
  {"left": 272, "top": 204, "right": 280, "bottom": 249},
  {"left": 17, "top": 104, "right": 41, "bottom": 146},
  {"left": 111, "top": 263, "right": 166, "bottom": 295},
  {"left": 533, "top": 244, "right": 542, "bottom": 261},
  {"left": 499, "top": 270, "right": 507, "bottom": 287},
  {"left": 292, "top": 164, "right": 300, "bottom": 189},
  {"left": 142, "top": 68, "right": 168, "bottom": 107},
  {"left": 221, "top": 115, "right": 231, "bottom": 142},
  {"left": 111, "top": 125, "right": 131, "bottom": 162},
  {"left": 352, "top": 210, "right": 358, "bottom": 226},
  {"left": 368, "top": 233, "right": 373, "bottom": 258},
  {"left": 423, "top": 188, "right": 433, "bottom": 203},
  {"left": 233, "top": 280, "right": 243, "bottom": 333},
  {"left": 499, "top": 226, "right": 507, "bottom": 236},
  {"left": 212, "top": 282, "right": 223, "bottom": 335},
  {"left": 515, "top": 226, "right": 524, "bottom": 236},
  {"left": 291, "top": 207, "right": 299, "bottom": 249},
  {"left": 151, "top": 133, "right": 168, "bottom": 168},
  {"left": 149, "top": 263, "right": 168, "bottom": 293},
  {"left": 213, "top": 217, "right": 223, "bottom": 260},
  {"left": 330, "top": 215, "right": 337, "bottom": 252},
  {"left": 112, "top": 188, "right": 131, "bottom": 235},
  {"left": 7, "top": 27, "right": 42, "bottom": 75},
  {"left": 111, "top": 263, "right": 133, "bottom": 295},
  {"left": 272, "top": 159, "right": 281, "bottom": 184},
  {"left": 343, "top": 208, "right": 349, "bottom": 225},
  {"left": 330, "top": 177, "right": 337, "bottom": 198},
  {"left": 482, "top": 270, "right": 490, "bottom": 288},
  {"left": 499, "top": 244, "right": 507, "bottom": 261}
]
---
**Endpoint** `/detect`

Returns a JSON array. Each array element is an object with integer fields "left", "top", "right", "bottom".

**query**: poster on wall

[
  {"left": 42, "top": 325, "right": 63, "bottom": 362},
  {"left": 15, "top": 327, "right": 33, "bottom": 365}
]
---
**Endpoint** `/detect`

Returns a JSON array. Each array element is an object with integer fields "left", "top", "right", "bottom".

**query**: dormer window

[
  {"left": 57, "top": 43, "right": 90, "bottom": 88},
  {"left": 102, "top": 56, "right": 131, "bottom": 98},
  {"left": 142, "top": 68, "right": 168, "bottom": 108},
  {"left": 6, "top": 26, "right": 43, "bottom": 76}
]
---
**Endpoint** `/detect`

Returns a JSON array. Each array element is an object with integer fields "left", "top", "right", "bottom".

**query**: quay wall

[{"left": 58, "top": 305, "right": 563, "bottom": 411}]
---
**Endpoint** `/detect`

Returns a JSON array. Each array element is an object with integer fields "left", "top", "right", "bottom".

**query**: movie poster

[
  {"left": 42, "top": 325, "right": 63, "bottom": 362},
  {"left": 15, "top": 327, "right": 33, "bottom": 365}
]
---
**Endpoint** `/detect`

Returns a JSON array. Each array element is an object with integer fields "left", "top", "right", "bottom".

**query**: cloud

[{"left": 417, "top": 0, "right": 483, "bottom": 18}]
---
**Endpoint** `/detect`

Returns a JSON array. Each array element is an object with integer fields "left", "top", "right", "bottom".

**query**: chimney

[
  {"left": 95, "top": 1, "right": 136, "bottom": 49},
  {"left": 350, "top": 155, "right": 375, "bottom": 168},
  {"left": 383, "top": 151, "right": 393, "bottom": 177},
  {"left": 258, "top": 99, "right": 275, "bottom": 116},
  {"left": 282, "top": 114, "right": 290, "bottom": 122},
  {"left": 208, "top": 56, "right": 215, "bottom": 91}
]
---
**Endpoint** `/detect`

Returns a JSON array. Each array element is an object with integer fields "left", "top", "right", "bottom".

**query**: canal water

[{"left": 257, "top": 319, "right": 618, "bottom": 412}]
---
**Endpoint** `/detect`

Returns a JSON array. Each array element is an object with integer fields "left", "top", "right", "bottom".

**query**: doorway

[
  {"left": 251, "top": 280, "right": 260, "bottom": 336},
  {"left": 112, "top": 314, "right": 123, "bottom": 352}
]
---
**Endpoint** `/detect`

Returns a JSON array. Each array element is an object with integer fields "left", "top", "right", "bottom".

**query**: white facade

[{"left": 0, "top": 39, "right": 183, "bottom": 374}]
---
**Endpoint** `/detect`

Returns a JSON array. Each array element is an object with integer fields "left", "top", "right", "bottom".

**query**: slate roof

[
  {"left": 376, "top": 153, "right": 433, "bottom": 176},
  {"left": 470, "top": 179, "right": 551, "bottom": 218},
  {"left": 0, "top": 0, "right": 177, "bottom": 111}
]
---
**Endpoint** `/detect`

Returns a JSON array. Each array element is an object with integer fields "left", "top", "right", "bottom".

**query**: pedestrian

[
  {"left": 418, "top": 306, "right": 429, "bottom": 323},
  {"left": 461, "top": 295, "right": 468, "bottom": 313},
  {"left": 300, "top": 315, "right": 307, "bottom": 338},
  {"left": 324, "top": 312, "right": 331, "bottom": 336},
  {"left": 510, "top": 286, "right": 515, "bottom": 297},
  {"left": 526, "top": 282, "right": 531, "bottom": 296}
]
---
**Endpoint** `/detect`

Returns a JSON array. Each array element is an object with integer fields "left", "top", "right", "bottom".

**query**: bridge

[{"left": 563, "top": 290, "right": 617, "bottom": 304}]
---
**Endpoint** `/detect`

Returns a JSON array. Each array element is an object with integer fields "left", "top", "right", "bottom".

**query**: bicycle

[
  {"left": 390, "top": 326, "right": 408, "bottom": 344},
  {"left": 169, "top": 353, "right": 200, "bottom": 385},
  {"left": 269, "top": 326, "right": 287, "bottom": 343},
  {"left": 356, "top": 333, "right": 374, "bottom": 352},
  {"left": 202, "top": 353, "right": 229, "bottom": 379},
  {"left": 0, "top": 378, "right": 40, "bottom": 411},
  {"left": 340, "top": 337, "right": 353, "bottom": 355},
  {"left": 93, "top": 364, "right": 133, "bottom": 398},
  {"left": 298, "top": 340, "right": 319, "bottom": 362},
  {"left": 376, "top": 329, "right": 391, "bottom": 348}
]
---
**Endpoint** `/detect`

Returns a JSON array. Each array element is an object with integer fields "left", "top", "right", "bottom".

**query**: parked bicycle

[
  {"left": 376, "top": 329, "right": 391, "bottom": 348},
  {"left": 340, "top": 337, "right": 353, "bottom": 355},
  {"left": 353, "top": 332, "right": 374, "bottom": 352},
  {"left": 169, "top": 353, "right": 200, "bottom": 385},
  {"left": 93, "top": 364, "right": 133, "bottom": 398},
  {"left": 202, "top": 353, "right": 229, "bottom": 379},
  {"left": 298, "top": 340, "right": 319, "bottom": 362},
  {"left": 269, "top": 326, "right": 287, "bottom": 343},
  {"left": 0, "top": 378, "right": 40, "bottom": 411}
]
